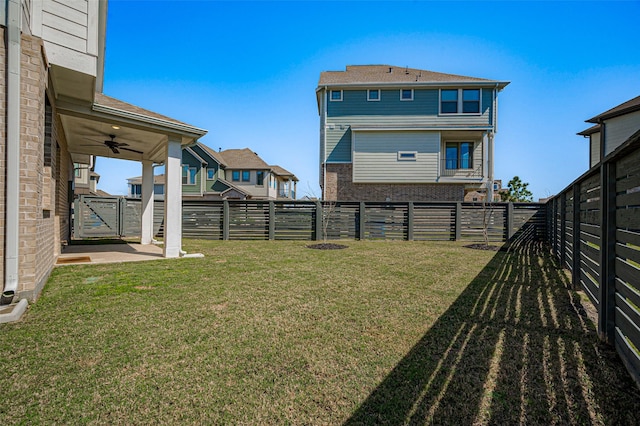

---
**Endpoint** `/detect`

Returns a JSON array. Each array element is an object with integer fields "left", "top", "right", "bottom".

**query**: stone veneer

[{"left": 323, "top": 163, "right": 465, "bottom": 201}]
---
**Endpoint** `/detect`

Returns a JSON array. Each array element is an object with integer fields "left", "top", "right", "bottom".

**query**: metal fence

[{"left": 547, "top": 129, "right": 640, "bottom": 387}]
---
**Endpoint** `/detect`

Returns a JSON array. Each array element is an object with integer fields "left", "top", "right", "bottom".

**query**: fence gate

[{"left": 74, "top": 196, "right": 144, "bottom": 238}]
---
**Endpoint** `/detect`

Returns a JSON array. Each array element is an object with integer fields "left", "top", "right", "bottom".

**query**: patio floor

[{"left": 56, "top": 242, "right": 165, "bottom": 266}]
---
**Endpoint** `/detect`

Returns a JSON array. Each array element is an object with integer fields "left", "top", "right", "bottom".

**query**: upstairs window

[
  {"left": 367, "top": 89, "right": 380, "bottom": 101},
  {"left": 400, "top": 89, "right": 414, "bottom": 101},
  {"left": 242, "top": 170, "right": 251, "bottom": 182},
  {"left": 462, "top": 89, "right": 480, "bottom": 113},
  {"left": 257, "top": 171, "right": 264, "bottom": 186},
  {"left": 232, "top": 170, "right": 240, "bottom": 181},
  {"left": 182, "top": 165, "right": 197, "bottom": 185},
  {"left": 445, "top": 142, "right": 473, "bottom": 169},
  {"left": 330, "top": 90, "right": 342, "bottom": 101},
  {"left": 207, "top": 169, "right": 215, "bottom": 180},
  {"left": 440, "top": 89, "right": 481, "bottom": 114}
]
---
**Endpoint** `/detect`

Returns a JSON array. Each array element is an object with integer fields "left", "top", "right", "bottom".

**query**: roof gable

[{"left": 218, "top": 148, "right": 270, "bottom": 169}]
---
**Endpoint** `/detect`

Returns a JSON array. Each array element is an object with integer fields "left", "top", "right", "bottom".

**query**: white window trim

[
  {"left": 439, "top": 88, "right": 482, "bottom": 115},
  {"left": 400, "top": 89, "right": 414, "bottom": 101},
  {"left": 397, "top": 151, "right": 417, "bottom": 161},
  {"left": 330, "top": 90, "right": 343, "bottom": 102},
  {"left": 367, "top": 89, "right": 380, "bottom": 102},
  {"left": 206, "top": 168, "right": 215, "bottom": 180},
  {"left": 182, "top": 165, "right": 197, "bottom": 185}
]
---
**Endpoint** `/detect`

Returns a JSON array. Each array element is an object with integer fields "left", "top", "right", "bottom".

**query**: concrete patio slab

[{"left": 56, "top": 243, "right": 165, "bottom": 266}]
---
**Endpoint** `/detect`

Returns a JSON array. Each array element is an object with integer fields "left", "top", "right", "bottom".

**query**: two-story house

[
  {"left": 127, "top": 143, "right": 298, "bottom": 200},
  {"left": 1, "top": 0, "right": 206, "bottom": 307},
  {"left": 317, "top": 65, "right": 509, "bottom": 201},
  {"left": 578, "top": 95, "right": 640, "bottom": 168}
]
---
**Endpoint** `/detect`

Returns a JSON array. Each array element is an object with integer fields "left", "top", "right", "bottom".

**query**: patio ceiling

[{"left": 56, "top": 93, "right": 207, "bottom": 164}]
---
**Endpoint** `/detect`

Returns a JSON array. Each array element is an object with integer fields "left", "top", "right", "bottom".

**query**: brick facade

[
  {"left": 0, "top": 34, "right": 73, "bottom": 300},
  {"left": 323, "top": 163, "right": 465, "bottom": 201}
]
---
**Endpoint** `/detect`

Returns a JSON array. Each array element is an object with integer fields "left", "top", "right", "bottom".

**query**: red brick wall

[{"left": 323, "top": 163, "right": 464, "bottom": 201}]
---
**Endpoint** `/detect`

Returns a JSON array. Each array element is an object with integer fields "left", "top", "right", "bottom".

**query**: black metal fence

[{"left": 547, "top": 129, "right": 640, "bottom": 387}]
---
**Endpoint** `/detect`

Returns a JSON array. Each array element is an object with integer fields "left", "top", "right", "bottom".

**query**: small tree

[{"left": 500, "top": 176, "right": 533, "bottom": 202}]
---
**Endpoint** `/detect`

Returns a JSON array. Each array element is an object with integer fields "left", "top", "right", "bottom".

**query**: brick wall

[
  {"left": 17, "top": 34, "right": 62, "bottom": 300},
  {"left": 323, "top": 163, "right": 465, "bottom": 201}
]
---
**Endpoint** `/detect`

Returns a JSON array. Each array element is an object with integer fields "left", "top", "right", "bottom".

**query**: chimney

[{"left": 388, "top": 67, "right": 393, "bottom": 73}]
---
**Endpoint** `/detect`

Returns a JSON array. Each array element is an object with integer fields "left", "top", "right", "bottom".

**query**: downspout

[
  {"left": 322, "top": 86, "right": 327, "bottom": 200},
  {"left": 3, "top": 0, "right": 21, "bottom": 304}
]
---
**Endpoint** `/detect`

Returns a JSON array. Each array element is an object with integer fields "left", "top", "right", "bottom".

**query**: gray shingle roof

[
  {"left": 270, "top": 165, "right": 298, "bottom": 181},
  {"left": 218, "top": 148, "right": 271, "bottom": 169},
  {"left": 586, "top": 95, "right": 640, "bottom": 123},
  {"left": 318, "top": 65, "right": 508, "bottom": 87}
]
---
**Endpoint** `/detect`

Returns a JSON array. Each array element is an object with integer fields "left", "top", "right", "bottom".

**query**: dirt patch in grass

[{"left": 306, "top": 243, "right": 348, "bottom": 250}]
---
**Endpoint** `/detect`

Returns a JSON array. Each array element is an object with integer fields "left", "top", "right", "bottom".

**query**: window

[
  {"left": 441, "top": 89, "right": 459, "bottom": 113},
  {"left": 445, "top": 142, "right": 473, "bottom": 169},
  {"left": 154, "top": 184, "right": 164, "bottom": 195},
  {"left": 367, "top": 89, "right": 380, "bottom": 101},
  {"left": 207, "top": 169, "right": 215, "bottom": 180},
  {"left": 397, "top": 151, "right": 417, "bottom": 161},
  {"left": 462, "top": 89, "right": 480, "bottom": 113},
  {"left": 74, "top": 163, "right": 81, "bottom": 178},
  {"left": 242, "top": 170, "right": 250, "bottom": 182},
  {"left": 257, "top": 171, "right": 264, "bottom": 186},
  {"left": 400, "top": 89, "right": 413, "bottom": 101},
  {"left": 232, "top": 170, "right": 240, "bottom": 181},
  {"left": 330, "top": 90, "right": 342, "bottom": 101},
  {"left": 131, "top": 184, "right": 141, "bottom": 197},
  {"left": 182, "top": 165, "right": 197, "bottom": 185},
  {"left": 440, "top": 89, "right": 481, "bottom": 114}
]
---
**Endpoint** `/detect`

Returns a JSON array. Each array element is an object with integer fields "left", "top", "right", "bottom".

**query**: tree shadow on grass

[{"left": 345, "top": 234, "right": 640, "bottom": 425}]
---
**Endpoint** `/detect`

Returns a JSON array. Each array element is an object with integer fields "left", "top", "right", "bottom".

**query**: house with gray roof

[
  {"left": 127, "top": 143, "right": 298, "bottom": 200},
  {"left": 578, "top": 95, "right": 640, "bottom": 168},
  {"left": 316, "top": 65, "right": 509, "bottom": 201}
]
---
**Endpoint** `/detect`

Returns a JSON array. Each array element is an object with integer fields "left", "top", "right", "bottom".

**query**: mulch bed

[
  {"left": 463, "top": 243, "right": 501, "bottom": 251},
  {"left": 306, "top": 243, "right": 348, "bottom": 250}
]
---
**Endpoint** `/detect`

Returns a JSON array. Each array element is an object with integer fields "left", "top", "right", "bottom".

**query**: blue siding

[{"left": 328, "top": 89, "right": 439, "bottom": 117}]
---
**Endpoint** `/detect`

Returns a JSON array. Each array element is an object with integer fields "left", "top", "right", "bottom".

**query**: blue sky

[{"left": 98, "top": 0, "right": 640, "bottom": 200}]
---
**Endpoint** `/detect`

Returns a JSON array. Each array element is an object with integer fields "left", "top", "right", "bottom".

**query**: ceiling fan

[{"left": 99, "top": 134, "right": 143, "bottom": 155}]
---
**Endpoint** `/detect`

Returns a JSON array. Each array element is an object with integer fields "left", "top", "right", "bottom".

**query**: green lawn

[{"left": 1, "top": 240, "right": 638, "bottom": 424}]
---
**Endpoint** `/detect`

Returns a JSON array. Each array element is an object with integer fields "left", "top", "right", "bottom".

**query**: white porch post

[
  {"left": 164, "top": 138, "right": 183, "bottom": 258},
  {"left": 141, "top": 160, "right": 154, "bottom": 245}
]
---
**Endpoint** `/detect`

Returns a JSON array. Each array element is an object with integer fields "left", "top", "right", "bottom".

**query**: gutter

[{"left": 2, "top": 0, "right": 21, "bottom": 304}]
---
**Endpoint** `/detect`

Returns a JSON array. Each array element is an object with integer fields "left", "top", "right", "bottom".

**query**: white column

[
  {"left": 487, "top": 133, "right": 495, "bottom": 201},
  {"left": 141, "top": 160, "right": 154, "bottom": 245},
  {"left": 164, "top": 138, "right": 183, "bottom": 257}
]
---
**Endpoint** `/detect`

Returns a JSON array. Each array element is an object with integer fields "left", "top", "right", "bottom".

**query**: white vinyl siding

[
  {"left": 603, "top": 111, "right": 640, "bottom": 156},
  {"left": 353, "top": 131, "right": 440, "bottom": 183}
]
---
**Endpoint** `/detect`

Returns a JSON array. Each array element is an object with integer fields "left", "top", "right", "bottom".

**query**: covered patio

[{"left": 57, "top": 93, "right": 208, "bottom": 258}]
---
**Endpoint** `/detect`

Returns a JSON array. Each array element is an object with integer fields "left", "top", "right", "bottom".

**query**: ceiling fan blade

[
  {"left": 120, "top": 147, "right": 144, "bottom": 154},
  {"left": 110, "top": 146, "right": 120, "bottom": 154}
]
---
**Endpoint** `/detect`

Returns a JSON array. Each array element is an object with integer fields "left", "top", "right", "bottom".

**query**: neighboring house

[
  {"left": 73, "top": 157, "right": 110, "bottom": 197},
  {"left": 463, "top": 180, "right": 504, "bottom": 202},
  {"left": 578, "top": 95, "right": 640, "bottom": 168},
  {"left": 316, "top": 65, "right": 509, "bottom": 201},
  {"left": 1, "top": 1, "right": 206, "bottom": 304},
  {"left": 127, "top": 143, "right": 298, "bottom": 200}
]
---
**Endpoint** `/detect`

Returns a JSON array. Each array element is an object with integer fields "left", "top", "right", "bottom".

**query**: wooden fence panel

[
  {"left": 614, "top": 146, "right": 640, "bottom": 384},
  {"left": 460, "top": 204, "right": 506, "bottom": 242},
  {"left": 228, "top": 201, "right": 269, "bottom": 240},
  {"left": 363, "top": 203, "right": 408, "bottom": 240},
  {"left": 579, "top": 172, "right": 602, "bottom": 307},
  {"left": 274, "top": 202, "right": 315, "bottom": 240},
  {"left": 323, "top": 202, "right": 359, "bottom": 240},
  {"left": 564, "top": 192, "right": 574, "bottom": 271},
  {"left": 412, "top": 203, "right": 456, "bottom": 241},
  {"left": 182, "top": 201, "right": 223, "bottom": 240}
]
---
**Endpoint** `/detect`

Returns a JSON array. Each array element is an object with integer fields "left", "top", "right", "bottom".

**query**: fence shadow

[{"left": 344, "top": 233, "right": 640, "bottom": 425}]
